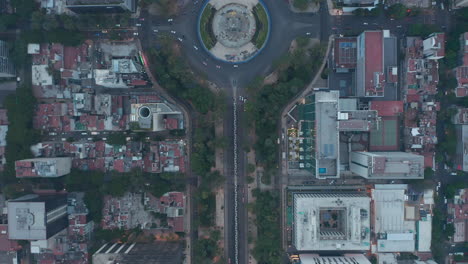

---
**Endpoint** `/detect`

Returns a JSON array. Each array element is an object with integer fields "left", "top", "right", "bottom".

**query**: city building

[
  {"left": 350, "top": 152, "right": 424, "bottom": 179},
  {"left": 454, "top": 0, "right": 468, "bottom": 8},
  {"left": 372, "top": 185, "right": 433, "bottom": 253},
  {"left": 423, "top": 33, "right": 445, "bottom": 60},
  {"left": 292, "top": 191, "right": 371, "bottom": 251},
  {"left": 455, "top": 33, "right": 468, "bottom": 97},
  {"left": 130, "top": 102, "right": 183, "bottom": 131},
  {"left": 455, "top": 125, "right": 468, "bottom": 172},
  {"left": 447, "top": 188, "right": 468, "bottom": 243},
  {"left": 356, "top": 30, "right": 397, "bottom": 98},
  {"left": 92, "top": 242, "right": 183, "bottom": 264},
  {"left": 297, "top": 91, "right": 340, "bottom": 178},
  {"left": 295, "top": 254, "right": 372, "bottom": 264},
  {"left": 0, "top": 109, "right": 8, "bottom": 171},
  {"left": 334, "top": 0, "right": 379, "bottom": 12},
  {"left": 7, "top": 194, "right": 68, "bottom": 240},
  {"left": 0, "top": 40, "right": 15, "bottom": 78},
  {"left": 15, "top": 157, "right": 72, "bottom": 178},
  {"left": 452, "top": 108, "right": 468, "bottom": 125},
  {"left": 66, "top": 0, "right": 135, "bottom": 13},
  {"left": 333, "top": 37, "right": 357, "bottom": 71}
]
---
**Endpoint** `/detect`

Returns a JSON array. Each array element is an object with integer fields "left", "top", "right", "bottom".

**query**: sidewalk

[
  {"left": 136, "top": 39, "right": 194, "bottom": 264},
  {"left": 246, "top": 144, "right": 258, "bottom": 264}
]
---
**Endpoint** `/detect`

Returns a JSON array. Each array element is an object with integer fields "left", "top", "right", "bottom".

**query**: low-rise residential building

[
  {"left": 15, "top": 157, "right": 72, "bottom": 178},
  {"left": 423, "top": 33, "right": 445, "bottom": 60},
  {"left": 0, "top": 109, "right": 8, "bottom": 171},
  {"left": 447, "top": 188, "right": 468, "bottom": 243},
  {"left": 455, "top": 33, "right": 468, "bottom": 97},
  {"left": 455, "top": 125, "right": 468, "bottom": 172},
  {"left": 0, "top": 40, "right": 15, "bottom": 78},
  {"left": 102, "top": 192, "right": 185, "bottom": 232}
]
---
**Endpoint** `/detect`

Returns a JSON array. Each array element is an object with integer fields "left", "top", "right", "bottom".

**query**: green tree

[
  {"left": 107, "top": 133, "right": 127, "bottom": 146},
  {"left": 386, "top": 3, "right": 407, "bottom": 19},
  {"left": 293, "top": 0, "right": 309, "bottom": 10}
]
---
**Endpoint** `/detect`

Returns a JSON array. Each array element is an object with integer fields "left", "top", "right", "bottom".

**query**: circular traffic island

[{"left": 198, "top": 0, "right": 270, "bottom": 63}]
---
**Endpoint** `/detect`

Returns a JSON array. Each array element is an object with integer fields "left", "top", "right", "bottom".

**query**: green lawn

[
  {"left": 199, "top": 4, "right": 216, "bottom": 50},
  {"left": 252, "top": 4, "right": 269, "bottom": 49}
]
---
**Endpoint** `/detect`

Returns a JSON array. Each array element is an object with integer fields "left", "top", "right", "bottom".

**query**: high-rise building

[
  {"left": 356, "top": 30, "right": 397, "bottom": 98},
  {"left": 15, "top": 157, "right": 72, "bottom": 178},
  {"left": 0, "top": 40, "right": 15, "bottom": 78},
  {"left": 66, "top": 0, "right": 135, "bottom": 13},
  {"left": 350, "top": 151, "right": 424, "bottom": 179},
  {"left": 8, "top": 194, "right": 68, "bottom": 240}
]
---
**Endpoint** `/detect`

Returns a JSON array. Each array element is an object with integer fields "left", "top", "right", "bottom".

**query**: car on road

[
  {"left": 153, "top": 29, "right": 159, "bottom": 33},
  {"left": 61, "top": 138, "right": 67, "bottom": 141},
  {"left": 91, "top": 132, "right": 100, "bottom": 135},
  {"left": 193, "top": 45, "right": 198, "bottom": 50},
  {"left": 49, "top": 132, "right": 57, "bottom": 136},
  {"left": 115, "top": 24, "right": 121, "bottom": 27},
  {"left": 139, "top": 18, "right": 145, "bottom": 21},
  {"left": 136, "top": 23, "right": 142, "bottom": 27},
  {"left": 363, "top": 22, "right": 368, "bottom": 25},
  {"left": 81, "top": 132, "right": 88, "bottom": 135},
  {"left": 216, "top": 65, "right": 221, "bottom": 69},
  {"left": 167, "top": 18, "right": 173, "bottom": 22},
  {"left": 306, "top": 32, "right": 311, "bottom": 35},
  {"left": 396, "top": 25, "right": 402, "bottom": 28},
  {"left": 87, "top": 137, "right": 93, "bottom": 141},
  {"left": 102, "top": 30, "right": 108, "bottom": 33},
  {"left": 202, "top": 61, "right": 207, "bottom": 66},
  {"left": 170, "top": 30, "right": 176, "bottom": 34},
  {"left": 177, "top": 37, "right": 183, "bottom": 42},
  {"left": 133, "top": 32, "right": 139, "bottom": 36},
  {"left": 233, "top": 64, "right": 238, "bottom": 68},
  {"left": 102, "top": 137, "right": 107, "bottom": 141}
]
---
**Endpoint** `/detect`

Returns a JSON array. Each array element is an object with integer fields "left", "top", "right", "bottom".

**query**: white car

[
  {"left": 363, "top": 22, "right": 368, "bottom": 25},
  {"left": 133, "top": 32, "right": 139, "bottom": 36},
  {"left": 168, "top": 18, "right": 173, "bottom": 22},
  {"left": 193, "top": 45, "right": 198, "bottom": 50},
  {"left": 305, "top": 32, "right": 311, "bottom": 35},
  {"left": 233, "top": 64, "right": 238, "bottom": 68},
  {"left": 153, "top": 29, "right": 159, "bottom": 33},
  {"left": 170, "top": 30, "right": 176, "bottom": 34},
  {"left": 136, "top": 23, "right": 142, "bottom": 27},
  {"left": 177, "top": 37, "right": 183, "bottom": 42},
  {"left": 81, "top": 132, "right": 88, "bottom": 135},
  {"left": 49, "top": 132, "right": 57, "bottom": 136},
  {"left": 61, "top": 138, "right": 67, "bottom": 141},
  {"left": 202, "top": 61, "right": 207, "bottom": 66},
  {"left": 216, "top": 65, "right": 221, "bottom": 69}
]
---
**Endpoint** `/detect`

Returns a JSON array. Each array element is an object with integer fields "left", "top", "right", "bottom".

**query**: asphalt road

[{"left": 136, "top": 1, "right": 454, "bottom": 264}]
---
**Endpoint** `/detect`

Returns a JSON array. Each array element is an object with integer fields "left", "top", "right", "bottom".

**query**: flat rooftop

[
  {"left": 293, "top": 192, "right": 371, "bottom": 251},
  {"left": 315, "top": 92, "right": 339, "bottom": 178}
]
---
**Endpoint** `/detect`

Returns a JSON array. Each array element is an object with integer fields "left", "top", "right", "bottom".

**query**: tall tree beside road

[
  {"left": 386, "top": 3, "right": 407, "bottom": 19},
  {"left": 3, "top": 84, "right": 38, "bottom": 183}
]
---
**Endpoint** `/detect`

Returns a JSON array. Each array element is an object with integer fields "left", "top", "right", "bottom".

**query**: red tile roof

[
  {"left": 0, "top": 225, "right": 19, "bottom": 252},
  {"left": 364, "top": 31, "right": 384, "bottom": 96},
  {"left": 0, "top": 110, "right": 8, "bottom": 125},
  {"left": 370, "top": 101, "right": 403, "bottom": 116}
]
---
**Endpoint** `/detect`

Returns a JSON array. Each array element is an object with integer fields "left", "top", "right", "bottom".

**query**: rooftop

[
  {"left": 293, "top": 191, "right": 371, "bottom": 251},
  {"left": 372, "top": 185, "right": 416, "bottom": 252}
]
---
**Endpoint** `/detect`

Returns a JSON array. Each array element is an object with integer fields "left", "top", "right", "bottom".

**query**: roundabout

[{"left": 198, "top": 0, "right": 270, "bottom": 63}]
